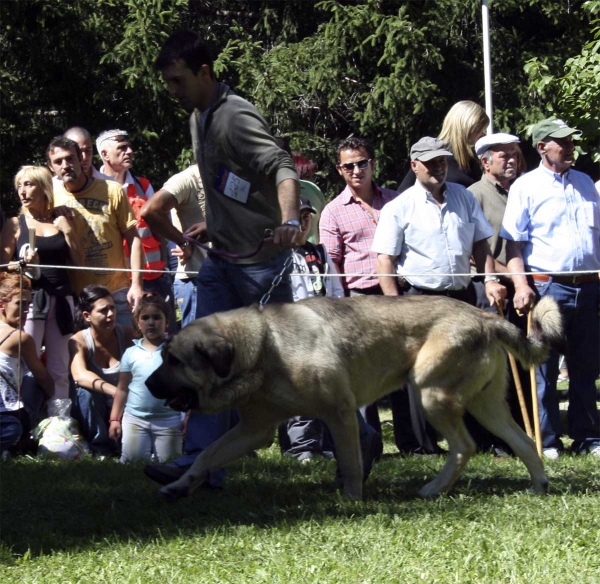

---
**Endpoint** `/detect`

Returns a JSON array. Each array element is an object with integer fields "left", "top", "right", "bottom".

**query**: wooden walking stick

[
  {"left": 527, "top": 308, "right": 543, "bottom": 458},
  {"left": 496, "top": 301, "right": 534, "bottom": 440}
]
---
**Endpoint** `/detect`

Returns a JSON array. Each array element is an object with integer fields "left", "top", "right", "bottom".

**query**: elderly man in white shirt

[
  {"left": 501, "top": 117, "right": 600, "bottom": 460},
  {"left": 372, "top": 136, "right": 506, "bottom": 456}
]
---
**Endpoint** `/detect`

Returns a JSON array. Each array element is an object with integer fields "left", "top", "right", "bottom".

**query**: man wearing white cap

[
  {"left": 470, "top": 133, "right": 520, "bottom": 273},
  {"left": 501, "top": 118, "right": 600, "bottom": 460},
  {"left": 469, "top": 133, "right": 535, "bottom": 435},
  {"left": 469, "top": 133, "right": 520, "bottom": 309}
]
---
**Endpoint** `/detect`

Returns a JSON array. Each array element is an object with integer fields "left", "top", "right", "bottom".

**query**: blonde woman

[
  {"left": 398, "top": 100, "right": 489, "bottom": 192},
  {"left": 0, "top": 166, "right": 84, "bottom": 401}
]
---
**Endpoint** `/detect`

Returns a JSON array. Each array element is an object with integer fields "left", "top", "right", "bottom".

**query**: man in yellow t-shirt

[{"left": 47, "top": 136, "right": 143, "bottom": 325}]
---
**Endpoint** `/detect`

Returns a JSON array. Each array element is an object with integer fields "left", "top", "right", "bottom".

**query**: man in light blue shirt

[
  {"left": 374, "top": 137, "right": 505, "bottom": 306},
  {"left": 373, "top": 136, "right": 506, "bottom": 456},
  {"left": 501, "top": 117, "right": 600, "bottom": 459}
]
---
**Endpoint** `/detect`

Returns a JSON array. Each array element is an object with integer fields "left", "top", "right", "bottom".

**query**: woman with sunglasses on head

[
  {"left": 1, "top": 166, "right": 84, "bottom": 411},
  {"left": 69, "top": 285, "right": 134, "bottom": 457},
  {"left": 0, "top": 273, "right": 54, "bottom": 455},
  {"left": 398, "top": 100, "right": 489, "bottom": 192}
]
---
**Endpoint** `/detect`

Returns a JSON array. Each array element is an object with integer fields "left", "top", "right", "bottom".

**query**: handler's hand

[
  {"left": 272, "top": 225, "right": 302, "bottom": 248},
  {"left": 185, "top": 222, "right": 208, "bottom": 243},
  {"left": 485, "top": 281, "right": 507, "bottom": 309},
  {"left": 513, "top": 284, "right": 536, "bottom": 315}
]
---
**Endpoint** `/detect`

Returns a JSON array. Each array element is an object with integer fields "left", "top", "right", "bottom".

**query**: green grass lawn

[{"left": 1, "top": 412, "right": 599, "bottom": 584}]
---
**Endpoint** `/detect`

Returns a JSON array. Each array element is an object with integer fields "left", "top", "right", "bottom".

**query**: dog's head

[{"left": 146, "top": 321, "right": 235, "bottom": 413}]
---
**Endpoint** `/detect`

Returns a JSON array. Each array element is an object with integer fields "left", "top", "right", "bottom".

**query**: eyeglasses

[{"left": 338, "top": 159, "right": 372, "bottom": 173}]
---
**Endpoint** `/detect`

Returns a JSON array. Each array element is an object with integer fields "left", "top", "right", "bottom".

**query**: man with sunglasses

[
  {"left": 320, "top": 137, "right": 397, "bottom": 296},
  {"left": 320, "top": 136, "right": 398, "bottom": 437}
]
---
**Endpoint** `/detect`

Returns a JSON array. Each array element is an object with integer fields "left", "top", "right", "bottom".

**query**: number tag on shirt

[{"left": 215, "top": 166, "right": 251, "bottom": 204}]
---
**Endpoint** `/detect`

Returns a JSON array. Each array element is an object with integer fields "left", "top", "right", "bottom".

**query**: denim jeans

[
  {"left": 173, "top": 278, "right": 197, "bottom": 329},
  {"left": 174, "top": 250, "right": 294, "bottom": 486},
  {"left": 0, "top": 414, "right": 22, "bottom": 453},
  {"left": 533, "top": 279, "right": 600, "bottom": 452},
  {"left": 70, "top": 384, "right": 119, "bottom": 456}
]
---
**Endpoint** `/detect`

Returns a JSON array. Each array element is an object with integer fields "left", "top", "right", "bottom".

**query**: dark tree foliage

[{"left": 0, "top": 0, "right": 596, "bottom": 217}]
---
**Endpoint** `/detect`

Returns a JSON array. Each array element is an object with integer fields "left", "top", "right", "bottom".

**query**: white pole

[{"left": 482, "top": 0, "right": 493, "bottom": 134}]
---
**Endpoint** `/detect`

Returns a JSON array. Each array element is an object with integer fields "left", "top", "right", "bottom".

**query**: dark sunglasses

[{"left": 338, "top": 159, "right": 372, "bottom": 173}]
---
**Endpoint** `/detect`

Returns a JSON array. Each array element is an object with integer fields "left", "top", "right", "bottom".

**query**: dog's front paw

[{"left": 159, "top": 481, "right": 191, "bottom": 501}]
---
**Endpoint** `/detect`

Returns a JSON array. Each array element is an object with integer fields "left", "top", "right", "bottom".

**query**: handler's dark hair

[
  {"left": 155, "top": 30, "right": 214, "bottom": 78},
  {"left": 73, "top": 285, "right": 114, "bottom": 331},
  {"left": 335, "top": 136, "right": 375, "bottom": 163},
  {"left": 46, "top": 136, "right": 82, "bottom": 163}
]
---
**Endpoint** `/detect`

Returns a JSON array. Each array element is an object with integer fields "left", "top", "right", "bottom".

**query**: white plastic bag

[{"left": 33, "top": 399, "right": 89, "bottom": 460}]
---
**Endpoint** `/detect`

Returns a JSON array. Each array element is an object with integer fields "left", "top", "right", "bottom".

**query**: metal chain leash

[{"left": 258, "top": 253, "right": 295, "bottom": 312}]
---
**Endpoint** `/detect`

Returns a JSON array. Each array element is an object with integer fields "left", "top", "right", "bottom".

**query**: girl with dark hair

[
  {"left": 69, "top": 285, "right": 134, "bottom": 456},
  {"left": 0, "top": 273, "right": 54, "bottom": 454},
  {"left": 108, "top": 293, "right": 182, "bottom": 463}
]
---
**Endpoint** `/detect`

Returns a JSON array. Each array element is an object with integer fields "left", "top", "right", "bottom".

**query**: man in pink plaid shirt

[
  {"left": 319, "top": 136, "right": 397, "bottom": 435},
  {"left": 319, "top": 137, "right": 398, "bottom": 295}
]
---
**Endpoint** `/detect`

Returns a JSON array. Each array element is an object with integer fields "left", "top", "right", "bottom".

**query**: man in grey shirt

[{"left": 469, "top": 133, "right": 521, "bottom": 309}]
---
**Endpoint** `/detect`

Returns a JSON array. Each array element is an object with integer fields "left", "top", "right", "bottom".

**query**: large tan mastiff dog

[{"left": 146, "top": 295, "right": 562, "bottom": 501}]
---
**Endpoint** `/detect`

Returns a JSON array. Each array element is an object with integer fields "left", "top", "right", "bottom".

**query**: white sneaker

[
  {"left": 543, "top": 448, "right": 561, "bottom": 460},
  {"left": 590, "top": 445, "right": 600, "bottom": 458}
]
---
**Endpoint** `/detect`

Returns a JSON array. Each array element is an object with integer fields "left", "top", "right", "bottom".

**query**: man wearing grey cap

[
  {"left": 372, "top": 136, "right": 505, "bottom": 455},
  {"left": 501, "top": 118, "right": 600, "bottom": 460},
  {"left": 373, "top": 136, "right": 505, "bottom": 304}
]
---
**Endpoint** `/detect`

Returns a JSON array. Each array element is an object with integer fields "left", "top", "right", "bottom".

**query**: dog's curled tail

[{"left": 494, "top": 295, "right": 563, "bottom": 368}]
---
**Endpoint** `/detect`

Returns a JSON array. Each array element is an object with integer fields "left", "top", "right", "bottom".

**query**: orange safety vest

[{"left": 124, "top": 176, "right": 165, "bottom": 281}]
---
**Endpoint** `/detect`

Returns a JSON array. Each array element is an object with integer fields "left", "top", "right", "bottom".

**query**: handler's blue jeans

[
  {"left": 173, "top": 250, "right": 294, "bottom": 486},
  {"left": 173, "top": 278, "right": 197, "bottom": 329},
  {"left": 534, "top": 278, "right": 600, "bottom": 452}
]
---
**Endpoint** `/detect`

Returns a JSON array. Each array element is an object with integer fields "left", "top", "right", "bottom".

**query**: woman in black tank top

[{"left": 0, "top": 166, "right": 85, "bottom": 401}]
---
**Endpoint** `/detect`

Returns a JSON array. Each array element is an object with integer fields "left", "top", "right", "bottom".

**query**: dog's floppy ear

[{"left": 196, "top": 336, "right": 235, "bottom": 378}]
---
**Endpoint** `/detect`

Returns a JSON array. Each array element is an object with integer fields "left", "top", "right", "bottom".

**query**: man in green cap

[{"left": 501, "top": 118, "right": 600, "bottom": 460}]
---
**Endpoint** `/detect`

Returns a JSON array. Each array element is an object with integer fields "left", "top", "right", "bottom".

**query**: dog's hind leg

[
  {"left": 159, "top": 410, "right": 277, "bottom": 501},
  {"left": 322, "top": 407, "right": 363, "bottom": 500},
  {"left": 466, "top": 380, "right": 548, "bottom": 494},
  {"left": 418, "top": 389, "right": 476, "bottom": 498}
]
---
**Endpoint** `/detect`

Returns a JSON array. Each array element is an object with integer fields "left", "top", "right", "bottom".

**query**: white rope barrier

[{"left": 1, "top": 262, "right": 598, "bottom": 280}]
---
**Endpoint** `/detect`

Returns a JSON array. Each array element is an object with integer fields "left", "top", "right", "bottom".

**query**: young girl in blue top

[{"left": 108, "top": 293, "right": 182, "bottom": 463}]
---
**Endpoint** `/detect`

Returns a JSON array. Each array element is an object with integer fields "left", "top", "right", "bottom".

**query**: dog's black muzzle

[
  {"left": 146, "top": 367, "right": 173, "bottom": 400},
  {"left": 146, "top": 368, "right": 199, "bottom": 412}
]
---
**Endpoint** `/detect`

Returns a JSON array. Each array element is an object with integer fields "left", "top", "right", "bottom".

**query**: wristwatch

[
  {"left": 484, "top": 276, "right": 501, "bottom": 284},
  {"left": 180, "top": 240, "right": 190, "bottom": 251},
  {"left": 282, "top": 219, "right": 301, "bottom": 229}
]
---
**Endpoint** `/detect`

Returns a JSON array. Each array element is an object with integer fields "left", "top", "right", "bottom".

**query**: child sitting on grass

[
  {"left": 108, "top": 293, "right": 182, "bottom": 463},
  {"left": 0, "top": 273, "right": 54, "bottom": 455}
]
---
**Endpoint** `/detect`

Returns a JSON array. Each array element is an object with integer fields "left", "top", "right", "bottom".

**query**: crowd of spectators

[{"left": 1, "top": 30, "right": 598, "bottom": 471}]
